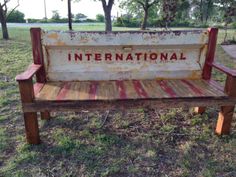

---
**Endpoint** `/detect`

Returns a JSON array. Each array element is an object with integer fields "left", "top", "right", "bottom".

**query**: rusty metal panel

[{"left": 41, "top": 30, "right": 209, "bottom": 81}]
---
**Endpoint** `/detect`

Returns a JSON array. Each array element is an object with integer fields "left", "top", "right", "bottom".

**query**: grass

[{"left": 0, "top": 24, "right": 236, "bottom": 176}]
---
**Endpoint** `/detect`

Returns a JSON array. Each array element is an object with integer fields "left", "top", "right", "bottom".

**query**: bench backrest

[{"left": 30, "top": 28, "right": 218, "bottom": 82}]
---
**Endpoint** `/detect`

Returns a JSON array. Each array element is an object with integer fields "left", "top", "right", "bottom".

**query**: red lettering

[
  {"left": 170, "top": 53, "right": 177, "bottom": 60},
  {"left": 180, "top": 53, "right": 186, "bottom": 60},
  {"left": 85, "top": 53, "right": 92, "bottom": 61},
  {"left": 150, "top": 53, "right": 158, "bottom": 60},
  {"left": 95, "top": 53, "right": 101, "bottom": 61},
  {"left": 135, "top": 53, "right": 142, "bottom": 60},
  {"left": 105, "top": 53, "right": 112, "bottom": 60},
  {"left": 126, "top": 53, "right": 133, "bottom": 60},
  {"left": 68, "top": 53, "right": 71, "bottom": 61},
  {"left": 144, "top": 53, "right": 147, "bottom": 61},
  {"left": 75, "top": 53, "right": 82, "bottom": 61},
  {"left": 116, "top": 53, "right": 123, "bottom": 60},
  {"left": 160, "top": 53, "right": 168, "bottom": 60}
]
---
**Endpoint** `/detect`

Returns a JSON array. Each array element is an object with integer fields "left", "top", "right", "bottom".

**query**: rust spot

[
  {"left": 56, "top": 40, "right": 66, "bottom": 46},
  {"left": 190, "top": 70, "right": 201, "bottom": 79},
  {"left": 47, "top": 33, "right": 59, "bottom": 39}
]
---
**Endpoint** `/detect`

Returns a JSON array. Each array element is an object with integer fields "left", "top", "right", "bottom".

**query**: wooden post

[
  {"left": 18, "top": 79, "right": 40, "bottom": 144},
  {"left": 40, "top": 112, "right": 50, "bottom": 120},
  {"left": 216, "top": 75, "right": 236, "bottom": 135},
  {"left": 195, "top": 28, "right": 218, "bottom": 113},
  {"left": 30, "top": 28, "right": 50, "bottom": 120}
]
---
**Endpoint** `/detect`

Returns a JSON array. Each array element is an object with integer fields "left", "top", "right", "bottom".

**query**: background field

[{"left": 0, "top": 24, "right": 236, "bottom": 177}]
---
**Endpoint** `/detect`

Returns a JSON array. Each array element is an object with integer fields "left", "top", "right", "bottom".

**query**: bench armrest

[
  {"left": 16, "top": 64, "right": 42, "bottom": 81},
  {"left": 211, "top": 62, "right": 236, "bottom": 77}
]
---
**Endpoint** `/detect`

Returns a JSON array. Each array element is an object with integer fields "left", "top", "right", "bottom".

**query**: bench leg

[
  {"left": 194, "top": 107, "right": 206, "bottom": 114},
  {"left": 216, "top": 106, "right": 235, "bottom": 135},
  {"left": 216, "top": 75, "right": 236, "bottom": 135},
  {"left": 40, "top": 111, "right": 50, "bottom": 120},
  {"left": 23, "top": 112, "right": 40, "bottom": 144}
]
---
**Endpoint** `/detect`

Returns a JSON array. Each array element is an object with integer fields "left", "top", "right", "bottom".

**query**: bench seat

[{"left": 34, "top": 79, "right": 226, "bottom": 101}]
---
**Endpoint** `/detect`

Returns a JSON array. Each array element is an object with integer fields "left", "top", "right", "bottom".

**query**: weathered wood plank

[
  {"left": 56, "top": 82, "right": 72, "bottom": 100},
  {"left": 140, "top": 80, "right": 167, "bottom": 98},
  {"left": 133, "top": 80, "right": 148, "bottom": 98},
  {"left": 116, "top": 80, "right": 127, "bottom": 99},
  {"left": 18, "top": 79, "right": 40, "bottom": 144},
  {"left": 202, "top": 28, "right": 218, "bottom": 79},
  {"left": 123, "top": 80, "right": 139, "bottom": 99},
  {"left": 35, "top": 79, "right": 227, "bottom": 101},
  {"left": 16, "top": 64, "right": 41, "bottom": 81},
  {"left": 23, "top": 97, "right": 236, "bottom": 113},
  {"left": 157, "top": 80, "right": 177, "bottom": 97},
  {"left": 30, "top": 28, "right": 47, "bottom": 83},
  {"left": 216, "top": 75, "right": 236, "bottom": 135},
  {"left": 36, "top": 82, "right": 62, "bottom": 100},
  {"left": 34, "top": 83, "right": 44, "bottom": 96}
]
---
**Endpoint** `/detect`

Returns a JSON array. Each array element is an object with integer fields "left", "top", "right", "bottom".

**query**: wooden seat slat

[
  {"left": 34, "top": 79, "right": 227, "bottom": 101},
  {"left": 33, "top": 83, "right": 45, "bottom": 96},
  {"left": 167, "top": 80, "right": 195, "bottom": 97},
  {"left": 36, "top": 82, "right": 62, "bottom": 100}
]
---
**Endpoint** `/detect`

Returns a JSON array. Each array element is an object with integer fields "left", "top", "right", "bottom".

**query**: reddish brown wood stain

[
  {"left": 202, "top": 28, "right": 218, "bottom": 80},
  {"left": 30, "top": 28, "right": 47, "bottom": 83},
  {"left": 89, "top": 81, "right": 98, "bottom": 99},
  {"left": 133, "top": 80, "right": 148, "bottom": 98},
  {"left": 157, "top": 80, "right": 177, "bottom": 97},
  {"left": 34, "top": 79, "right": 227, "bottom": 101},
  {"left": 181, "top": 79, "right": 203, "bottom": 95},
  {"left": 56, "top": 82, "right": 71, "bottom": 100},
  {"left": 116, "top": 80, "right": 127, "bottom": 99}
]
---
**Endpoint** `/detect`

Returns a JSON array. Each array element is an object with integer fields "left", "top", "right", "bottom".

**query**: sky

[{"left": 7, "top": 0, "right": 121, "bottom": 19}]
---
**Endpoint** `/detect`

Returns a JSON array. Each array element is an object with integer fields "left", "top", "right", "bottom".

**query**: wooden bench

[{"left": 16, "top": 28, "right": 236, "bottom": 144}]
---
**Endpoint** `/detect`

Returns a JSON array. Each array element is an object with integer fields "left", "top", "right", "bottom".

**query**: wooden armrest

[
  {"left": 211, "top": 62, "right": 236, "bottom": 77},
  {"left": 16, "top": 64, "right": 42, "bottom": 81}
]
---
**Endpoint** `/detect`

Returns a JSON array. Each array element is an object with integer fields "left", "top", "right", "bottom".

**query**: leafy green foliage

[
  {"left": 96, "top": 14, "right": 105, "bottom": 22},
  {"left": 7, "top": 10, "right": 25, "bottom": 23}
]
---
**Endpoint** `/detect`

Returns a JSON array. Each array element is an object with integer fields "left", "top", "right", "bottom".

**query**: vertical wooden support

[
  {"left": 18, "top": 79, "right": 40, "bottom": 144},
  {"left": 31, "top": 28, "right": 50, "bottom": 120},
  {"left": 196, "top": 28, "right": 218, "bottom": 113},
  {"left": 202, "top": 28, "right": 218, "bottom": 80},
  {"left": 216, "top": 75, "right": 236, "bottom": 135},
  {"left": 40, "top": 112, "right": 50, "bottom": 120}
]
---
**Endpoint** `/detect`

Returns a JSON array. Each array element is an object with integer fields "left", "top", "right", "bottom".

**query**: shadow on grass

[{"left": 1, "top": 108, "right": 234, "bottom": 177}]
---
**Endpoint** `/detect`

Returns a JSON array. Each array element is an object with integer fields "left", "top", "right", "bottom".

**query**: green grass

[{"left": 0, "top": 24, "right": 236, "bottom": 176}]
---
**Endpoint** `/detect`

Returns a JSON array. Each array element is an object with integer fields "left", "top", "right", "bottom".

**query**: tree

[
  {"left": 0, "top": 0, "right": 19, "bottom": 39},
  {"left": 7, "top": 10, "right": 25, "bottom": 23},
  {"left": 74, "top": 0, "right": 114, "bottom": 31},
  {"left": 175, "top": 0, "right": 191, "bottom": 21},
  {"left": 51, "top": 10, "right": 60, "bottom": 20},
  {"left": 216, "top": 0, "right": 236, "bottom": 43},
  {"left": 120, "top": 0, "right": 160, "bottom": 30},
  {"left": 191, "top": 0, "right": 215, "bottom": 24},
  {"left": 161, "top": 0, "right": 178, "bottom": 29},
  {"left": 75, "top": 13, "right": 87, "bottom": 21},
  {"left": 96, "top": 14, "right": 105, "bottom": 22}
]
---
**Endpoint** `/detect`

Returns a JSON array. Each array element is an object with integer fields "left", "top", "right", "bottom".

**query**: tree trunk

[
  {"left": 68, "top": 0, "right": 72, "bottom": 30},
  {"left": 141, "top": 9, "right": 148, "bottom": 30},
  {"left": 200, "top": 0, "right": 204, "bottom": 23},
  {"left": 104, "top": 9, "right": 112, "bottom": 32},
  {"left": 0, "top": 8, "right": 9, "bottom": 40},
  {"left": 101, "top": 0, "right": 114, "bottom": 32}
]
